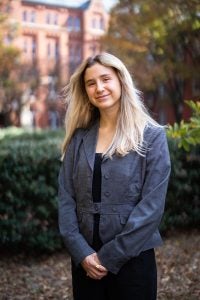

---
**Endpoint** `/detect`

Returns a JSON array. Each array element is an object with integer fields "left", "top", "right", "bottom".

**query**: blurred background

[{"left": 0, "top": 0, "right": 199, "bottom": 128}]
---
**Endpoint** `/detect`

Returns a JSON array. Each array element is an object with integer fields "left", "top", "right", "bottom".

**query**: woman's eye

[{"left": 87, "top": 82, "right": 95, "bottom": 86}]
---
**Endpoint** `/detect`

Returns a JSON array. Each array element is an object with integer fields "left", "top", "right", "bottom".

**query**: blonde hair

[{"left": 62, "top": 52, "right": 160, "bottom": 158}]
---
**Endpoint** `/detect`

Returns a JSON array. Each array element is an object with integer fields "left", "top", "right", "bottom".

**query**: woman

[{"left": 58, "top": 52, "right": 171, "bottom": 300}]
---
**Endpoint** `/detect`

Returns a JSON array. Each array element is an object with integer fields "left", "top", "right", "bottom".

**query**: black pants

[{"left": 72, "top": 248, "right": 157, "bottom": 300}]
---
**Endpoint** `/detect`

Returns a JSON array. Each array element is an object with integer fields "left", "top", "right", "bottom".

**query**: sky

[{"left": 103, "top": 0, "right": 118, "bottom": 11}]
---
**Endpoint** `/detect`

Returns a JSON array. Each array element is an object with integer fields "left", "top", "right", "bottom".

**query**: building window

[
  {"left": 67, "top": 16, "right": 80, "bottom": 31},
  {"left": 69, "top": 45, "right": 78, "bottom": 61},
  {"left": 74, "top": 17, "right": 80, "bottom": 31},
  {"left": 69, "top": 46, "right": 73, "bottom": 61},
  {"left": 23, "top": 36, "right": 36, "bottom": 61},
  {"left": 46, "top": 12, "right": 58, "bottom": 25},
  {"left": 31, "top": 11, "right": 36, "bottom": 23},
  {"left": 47, "top": 39, "right": 58, "bottom": 59},
  {"left": 91, "top": 18, "right": 96, "bottom": 28},
  {"left": 46, "top": 13, "right": 51, "bottom": 24},
  {"left": 23, "top": 11, "right": 27, "bottom": 22},
  {"left": 54, "top": 14, "right": 58, "bottom": 25},
  {"left": 55, "top": 42, "right": 59, "bottom": 59},
  {"left": 69, "top": 45, "right": 81, "bottom": 74},
  {"left": 32, "top": 38, "right": 36, "bottom": 57},
  {"left": 67, "top": 16, "right": 73, "bottom": 31},
  {"left": 23, "top": 40, "right": 27, "bottom": 53},
  {"left": 76, "top": 47, "right": 81, "bottom": 63},
  {"left": 47, "top": 42, "right": 51, "bottom": 58}
]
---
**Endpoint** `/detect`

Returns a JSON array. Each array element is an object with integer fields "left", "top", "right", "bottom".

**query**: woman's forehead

[{"left": 84, "top": 63, "right": 116, "bottom": 81}]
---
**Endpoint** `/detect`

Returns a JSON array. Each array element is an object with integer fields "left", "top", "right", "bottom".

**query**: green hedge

[
  {"left": 0, "top": 128, "right": 199, "bottom": 252},
  {"left": 0, "top": 129, "right": 63, "bottom": 253},
  {"left": 161, "top": 139, "right": 200, "bottom": 232}
]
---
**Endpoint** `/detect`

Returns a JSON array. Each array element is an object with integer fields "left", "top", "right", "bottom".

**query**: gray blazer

[{"left": 58, "top": 120, "right": 171, "bottom": 274}]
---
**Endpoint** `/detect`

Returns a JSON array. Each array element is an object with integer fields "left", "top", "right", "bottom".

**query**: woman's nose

[{"left": 96, "top": 81, "right": 104, "bottom": 93}]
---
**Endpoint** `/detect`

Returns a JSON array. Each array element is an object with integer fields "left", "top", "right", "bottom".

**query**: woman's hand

[{"left": 81, "top": 253, "right": 108, "bottom": 280}]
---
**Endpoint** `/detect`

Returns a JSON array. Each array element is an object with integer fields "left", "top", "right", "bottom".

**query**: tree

[
  {"left": 0, "top": 0, "right": 21, "bottom": 126},
  {"left": 102, "top": 0, "right": 200, "bottom": 122}
]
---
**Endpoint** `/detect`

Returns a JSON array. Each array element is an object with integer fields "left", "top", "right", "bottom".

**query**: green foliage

[
  {"left": 0, "top": 129, "right": 64, "bottom": 252},
  {"left": 0, "top": 44, "right": 20, "bottom": 79},
  {"left": 161, "top": 138, "right": 200, "bottom": 232},
  {"left": 0, "top": 126, "right": 64, "bottom": 144},
  {"left": 163, "top": 101, "right": 200, "bottom": 230},
  {"left": 0, "top": 1, "right": 22, "bottom": 120},
  {"left": 0, "top": 1, "right": 21, "bottom": 77},
  {"left": 167, "top": 101, "right": 200, "bottom": 151}
]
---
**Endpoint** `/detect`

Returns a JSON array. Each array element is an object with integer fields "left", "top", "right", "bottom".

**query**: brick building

[
  {"left": 7, "top": 0, "right": 109, "bottom": 128},
  {"left": 10, "top": 0, "right": 109, "bottom": 84}
]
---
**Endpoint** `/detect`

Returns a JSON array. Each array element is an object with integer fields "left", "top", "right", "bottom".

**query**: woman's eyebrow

[
  {"left": 85, "top": 73, "right": 112, "bottom": 84},
  {"left": 85, "top": 78, "right": 95, "bottom": 85}
]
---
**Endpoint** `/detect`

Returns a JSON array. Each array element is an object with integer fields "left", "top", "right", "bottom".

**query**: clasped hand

[{"left": 81, "top": 253, "right": 108, "bottom": 280}]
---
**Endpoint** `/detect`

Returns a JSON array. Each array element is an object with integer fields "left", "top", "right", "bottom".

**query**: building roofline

[{"left": 21, "top": 0, "right": 91, "bottom": 10}]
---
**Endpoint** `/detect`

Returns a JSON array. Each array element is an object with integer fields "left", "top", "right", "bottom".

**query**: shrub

[
  {"left": 162, "top": 100, "right": 200, "bottom": 231},
  {"left": 167, "top": 100, "right": 200, "bottom": 151},
  {"left": 160, "top": 139, "right": 200, "bottom": 232},
  {"left": 0, "top": 129, "right": 64, "bottom": 252}
]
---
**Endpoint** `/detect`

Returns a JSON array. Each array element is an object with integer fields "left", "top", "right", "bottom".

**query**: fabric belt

[{"left": 77, "top": 202, "right": 135, "bottom": 214}]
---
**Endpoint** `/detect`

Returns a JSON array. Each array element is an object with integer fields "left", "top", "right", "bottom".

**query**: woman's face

[{"left": 84, "top": 63, "right": 121, "bottom": 113}]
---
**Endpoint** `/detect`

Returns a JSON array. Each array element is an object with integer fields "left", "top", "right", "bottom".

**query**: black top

[
  {"left": 92, "top": 153, "right": 103, "bottom": 251},
  {"left": 92, "top": 153, "right": 102, "bottom": 202}
]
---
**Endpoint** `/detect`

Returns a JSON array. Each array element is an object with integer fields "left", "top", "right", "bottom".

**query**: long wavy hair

[{"left": 61, "top": 52, "right": 160, "bottom": 158}]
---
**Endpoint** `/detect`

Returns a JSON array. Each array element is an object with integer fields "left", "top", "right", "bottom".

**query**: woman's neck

[
  {"left": 96, "top": 109, "right": 119, "bottom": 153},
  {"left": 99, "top": 109, "right": 119, "bottom": 130}
]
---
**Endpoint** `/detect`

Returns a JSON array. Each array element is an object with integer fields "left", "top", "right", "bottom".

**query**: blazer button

[
  {"left": 104, "top": 174, "right": 109, "bottom": 180},
  {"left": 94, "top": 204, "right": 99, "bottom": 211},
  {"left": 104, "top": 191, "right": 110, "bottom": 197},
  {"left": 112, "top": 207, "right": 117, "bottom": 212}
]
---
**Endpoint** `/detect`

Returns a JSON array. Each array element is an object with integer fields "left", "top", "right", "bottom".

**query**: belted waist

[{"left": 77, "top": 202, "right": 135, "bottom": 215}]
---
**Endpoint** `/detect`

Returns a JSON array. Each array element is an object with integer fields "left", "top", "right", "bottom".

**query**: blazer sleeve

[
  {"left": 97, "top": 127, "right": 171, "bottom": 274},
  {"left": 58, "top": 135, "right": 95, "bottom": 265}
]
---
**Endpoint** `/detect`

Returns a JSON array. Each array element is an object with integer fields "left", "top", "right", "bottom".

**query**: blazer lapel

[{"left": 82, "top": 120, "right": 99, "bottom": 171}]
